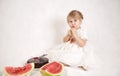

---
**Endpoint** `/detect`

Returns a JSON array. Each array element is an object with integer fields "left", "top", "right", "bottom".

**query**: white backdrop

[{"left": 0, "top": 0, "right": 120, "bottom": 76}]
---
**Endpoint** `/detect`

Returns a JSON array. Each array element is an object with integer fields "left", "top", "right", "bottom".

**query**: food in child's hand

[{"left": 70, "top": 38, "right": 75, "bottom": 43}]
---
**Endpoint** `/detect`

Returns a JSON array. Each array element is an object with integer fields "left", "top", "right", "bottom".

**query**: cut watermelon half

[
  {"left": 4, "top": 63, "right": 34, "bottom": 76},
  {"left": 40, "top": 61, "right": 64, "bottom": 76}
]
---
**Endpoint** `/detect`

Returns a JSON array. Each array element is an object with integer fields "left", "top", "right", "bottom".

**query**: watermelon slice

[
  {"left": 40, "top": 61, "right": 64, "bottom": 76},
  {"left": 4, "top": 63, "right": 34, "bottom": 76}
]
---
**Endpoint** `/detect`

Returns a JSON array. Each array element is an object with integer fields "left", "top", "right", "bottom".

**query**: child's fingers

[{"left": 68, "top": 30, "right": 72, "bottom": 35}]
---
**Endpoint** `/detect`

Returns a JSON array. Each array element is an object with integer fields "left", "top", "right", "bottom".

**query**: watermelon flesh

[
  {"left": 4, "top": 63, "right": 34, "bottom": 76},
  {"left": 40, "top": 61, "right": 64, "bottom": 76}
]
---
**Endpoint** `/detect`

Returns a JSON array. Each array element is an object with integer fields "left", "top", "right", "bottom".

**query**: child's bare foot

[
  {"left": 60, "top": 62, "right": 88, "bottom": 71},
  {"left": 78, "top": 66, "right": 88, "bottom": 71},
  {"left": 60, "top": 62, "right": 70, "bottom": 67}
]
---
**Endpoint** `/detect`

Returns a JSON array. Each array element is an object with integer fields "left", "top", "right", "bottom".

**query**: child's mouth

[{"left": 71, "top": 26, "right": 75, "bottom": 28}]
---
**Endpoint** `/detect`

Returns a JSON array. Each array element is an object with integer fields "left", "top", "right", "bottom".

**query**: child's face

[{"left": 67, "top": 17, "right": 82, "bottom": 29}]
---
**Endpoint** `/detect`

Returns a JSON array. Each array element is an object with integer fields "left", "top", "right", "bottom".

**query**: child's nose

[{"left": 72, "top": 22, "right": 75, "bottom": 25}]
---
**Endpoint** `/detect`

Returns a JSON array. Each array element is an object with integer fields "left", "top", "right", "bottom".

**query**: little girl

[{"left": 47, "top": 10, "right": 94, "bottom": 71}]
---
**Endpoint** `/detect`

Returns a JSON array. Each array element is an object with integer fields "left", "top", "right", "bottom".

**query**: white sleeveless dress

[{"left": 47, "top": 28, "right": 95, "bottom": 67}]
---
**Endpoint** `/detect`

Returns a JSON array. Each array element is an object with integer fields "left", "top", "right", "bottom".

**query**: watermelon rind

[
  {"left": 4, "top": 63, "right": 34, "bottom": 76},
  {"left": 40, "top": 61, "right": 64, "bottom": 76}
]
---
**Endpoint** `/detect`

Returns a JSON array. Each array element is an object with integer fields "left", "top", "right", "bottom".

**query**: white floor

[
  {"left": 7, "top": 65, "right": 118, "bottom": 76},
  {"left": 27, "top": 60, "right": 120, "bottom": 76},
  {"left": 23, "top": 56, "right": 120, "bottom": 76},
  {"left": 30, "top": 67, "right": 102, "bottom": 76},
  {"left": 2, "top": 54, "right": 120, "bottom": 76}
]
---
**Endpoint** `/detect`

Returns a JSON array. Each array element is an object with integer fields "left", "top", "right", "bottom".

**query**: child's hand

[
  {"left": 69, "top": 28, "right": 77, "bottom": 43},
  {"left": 71, "top": 28, "right": 77, "bottom": 36},
  {"left": 63, "top": 30, "right": 72, "bottom": 42},
  {"left": 68, "top": 30, "right": 72, "bottom": 36}
]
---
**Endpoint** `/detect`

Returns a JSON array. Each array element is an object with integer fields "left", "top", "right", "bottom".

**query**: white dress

[{"left": 47, "top": 28, "right": 95, "bottom": 67}]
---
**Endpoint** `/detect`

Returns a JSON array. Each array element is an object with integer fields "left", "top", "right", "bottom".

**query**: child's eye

[
  {"left": 69, "top": 21, "right": 72, "bottom": 23},
  {"left": 74, "top": 19, "right": 77, "bottom": 22}
]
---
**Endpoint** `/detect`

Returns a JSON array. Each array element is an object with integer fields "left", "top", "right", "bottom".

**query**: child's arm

[
  {"left": 63, "top": 30, "right": 72, "bottom": 42},
  {"left": 71, "top": 28, "right": 87, "bottom": 47}
]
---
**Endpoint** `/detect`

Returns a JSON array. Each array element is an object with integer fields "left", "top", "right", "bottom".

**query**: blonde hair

[{"left": 67, "top": 10, "right": 83, "bottom": 22}]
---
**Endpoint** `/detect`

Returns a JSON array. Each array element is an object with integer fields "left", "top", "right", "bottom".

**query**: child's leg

[
  {"left": 60, "top": 62, "right": 71, "bottom": 67},
  {"left": 60, "top": 62, "right": 88, "bottom": 71},
  {"left": 77, "top": 66, "right": 88, "bottom": 71}
]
